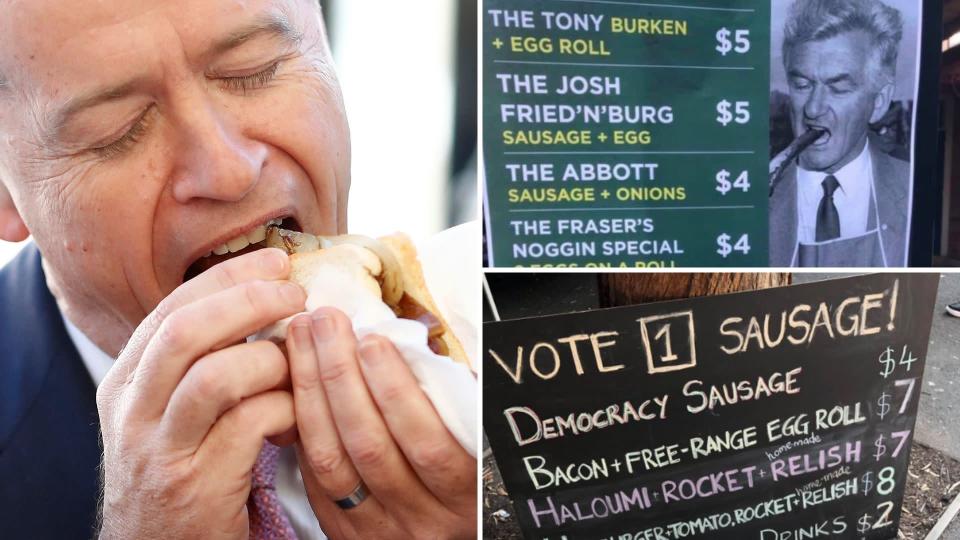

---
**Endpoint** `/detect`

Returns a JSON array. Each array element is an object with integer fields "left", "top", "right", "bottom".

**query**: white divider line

[
  {"left": 494, "top": 59, "right": 754, "bottom": 70},
  {"left": 503, "top": 151, "right": 757, "bottom": 155},
  {"left": 547, "top": 0, "right": 755, "bottom": 13},
  {"left": 924, "top": 488, "right": 960, "bottom": 539},
  {"left": 508, "top": 205, "right": 755, "bottom": 212}
]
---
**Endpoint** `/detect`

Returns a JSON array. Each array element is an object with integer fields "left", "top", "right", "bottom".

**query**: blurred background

[
  {"left": 937, "top": 0, "right": 960, "bottom": 264},
  {"left": 330, "top": 0, "right": 477, "bottom": 238},
  {"left": 0, "top": 0, "right": 477, "bottom": 267}
]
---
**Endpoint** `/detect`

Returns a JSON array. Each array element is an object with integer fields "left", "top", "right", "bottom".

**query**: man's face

[
  {"left": 786, "top": 30, "right": 887, "bottom": 173},
  {"left": 0, "top": 0, "right": 349, "bottom": 348}
]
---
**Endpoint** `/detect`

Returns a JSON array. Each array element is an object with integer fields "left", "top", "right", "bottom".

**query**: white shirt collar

[
  {"left": 61, "top": 311, "right": 114, "bottom": 386},
  {"left": 795, "top": 140, "right": 874, "bottom": 244},
  {"left": 798, "top": 139, "right": 871, "bottom": 198}
]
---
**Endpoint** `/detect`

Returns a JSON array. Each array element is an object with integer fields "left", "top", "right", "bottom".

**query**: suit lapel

[
  {"left": 870, "top": 145, "right": 909, "bottom": 266},
  {"left": 768, "top": 162, "right": 798, "bottom": 266},
  {"left": 0, "top": 244, "right": 63, "bottom": 446}
]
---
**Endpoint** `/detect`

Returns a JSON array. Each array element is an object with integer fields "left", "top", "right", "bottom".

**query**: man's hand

[
  {"left": 96, "top": 248, "right": 305, "bottom": 539},
  {"left": 285, "top": 308, "right": 477, "bottom": 540}
]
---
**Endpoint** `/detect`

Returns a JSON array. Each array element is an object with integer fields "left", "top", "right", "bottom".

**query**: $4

[
  {"left": 876, "top": 378, "right": 917, "bottom": 420},
  {"left": 878, "top": 345, "right": 918, "bottom": 378},
  {"left": 715, "top": 170, "right": 750, "bottom": 195},
  {"left": 716, "top": 233, "right": 750, "bottom": 258}
]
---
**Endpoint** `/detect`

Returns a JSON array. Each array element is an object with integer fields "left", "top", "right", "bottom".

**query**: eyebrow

[
  {"left": 825, "top": 74, "right": 856, "bottom": 86},
  {"left": 44, "top": 11, "right": 302, "bottom": 142},
  {"left": 210, "top": 11, "right": 302, "bottom": 58},
  {"left": 787, "top": 69, "right": 855, "bottom": 85}
]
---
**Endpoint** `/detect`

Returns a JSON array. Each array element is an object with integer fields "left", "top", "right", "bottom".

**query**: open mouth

[
  {"left": 806, "top": 125, "right": 831, "bottom": 146},
  {"left": 184, "top": 216, "right": 302, "bottom": 282}
]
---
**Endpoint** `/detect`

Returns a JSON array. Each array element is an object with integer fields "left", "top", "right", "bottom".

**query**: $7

[{"left": 876, "top": 378, "right": 916, "bottom": 420}]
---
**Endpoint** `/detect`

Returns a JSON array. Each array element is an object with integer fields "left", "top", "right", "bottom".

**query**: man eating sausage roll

[{"left": 0, "top": 0, "right": 477, "bottom": 538}]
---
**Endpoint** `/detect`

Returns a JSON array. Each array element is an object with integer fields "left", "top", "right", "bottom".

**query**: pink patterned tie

[{"left": 248, "top": 442, "right": 298, "bottom": 539}]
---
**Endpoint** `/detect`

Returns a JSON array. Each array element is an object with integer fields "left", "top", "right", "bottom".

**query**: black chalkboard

[{"left": 483, "top": 273, "right": 939, "bottom": 539}]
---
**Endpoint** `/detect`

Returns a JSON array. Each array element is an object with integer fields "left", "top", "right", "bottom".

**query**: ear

[
  {"left": 0, "top": 181, "right": 29, "bottom": 242},
  {"left": 869, "top": 82, "right": 894, "bottom": 124}
]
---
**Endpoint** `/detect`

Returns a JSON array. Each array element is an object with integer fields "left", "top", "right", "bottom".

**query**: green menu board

[{"left": 483, "top": 0, "right": 771, "bottom": 267}]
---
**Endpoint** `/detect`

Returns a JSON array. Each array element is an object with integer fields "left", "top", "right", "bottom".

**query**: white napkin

[
  {"left": 413, "top": 222, "right": 480, "bottom": 454},
  {"left": 261, "top": 223, "right": 479, "bottom": 457}
]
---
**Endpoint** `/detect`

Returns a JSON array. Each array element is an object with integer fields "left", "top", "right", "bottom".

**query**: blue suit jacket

[{"left": 0, "top": 244, "right": 101, "bottom": 538}]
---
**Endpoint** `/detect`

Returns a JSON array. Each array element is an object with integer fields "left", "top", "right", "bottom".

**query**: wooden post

[{"left": 598, "top": 273, "right": 791, "bottom": 307}]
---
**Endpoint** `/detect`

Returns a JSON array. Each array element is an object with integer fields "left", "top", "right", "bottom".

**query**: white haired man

[{"left": 769, "top": 0, "right": 910, "bottom": 267}]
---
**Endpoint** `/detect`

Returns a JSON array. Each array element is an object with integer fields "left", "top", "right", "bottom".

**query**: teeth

[
  {"left": 202, "top": 217, "right": 289, "bottom": 259},
  {"left": 226, "top": 235, "right": 250, "bottom": 253},
  {"left": 247, "top": 225, "right": 267, "bottom": 244}
]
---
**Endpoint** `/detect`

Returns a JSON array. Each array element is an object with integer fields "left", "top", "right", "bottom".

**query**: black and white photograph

[{"left": 768, "top": 0, "right": 922, "bottom": 267}]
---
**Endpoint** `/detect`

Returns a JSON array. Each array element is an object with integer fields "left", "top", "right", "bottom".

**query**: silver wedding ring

[{"left": 333, "top": 481, "right": 369, "bottom": 510}]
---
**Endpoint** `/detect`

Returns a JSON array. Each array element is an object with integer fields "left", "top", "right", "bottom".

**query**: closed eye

[
  {"left": 829, "top": 83, "right": 855, "bottom": 95},
  {"left": 91, "top": 106, "right": 153, "bottom": 159},
  {"left": 218, "top": 61, "right": 282, "bottom": 93},
  {"left": 87, "top": 61, "right": 282, "bottom": 159}
]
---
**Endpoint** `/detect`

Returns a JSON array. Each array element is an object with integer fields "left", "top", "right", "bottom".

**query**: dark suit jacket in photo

[{"left": 768, "top": 141, "right": 911, "bottom": 267}]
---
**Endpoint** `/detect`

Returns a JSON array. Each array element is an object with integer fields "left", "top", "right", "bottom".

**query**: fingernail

[
  {"left": 358, "top": 338, "right": 384, "bottom": 366},
  {"left": 291, "top": 321, "right": 313, "bottom": 351},
  {"left": 260, "top": 249, "right": 287, "bottom": 274},
  {"left": 279, "top": 281, "right": 304, "bottom": 305},
  {"left": 312, "top": 313, "right": 335, "bottom": 342}
]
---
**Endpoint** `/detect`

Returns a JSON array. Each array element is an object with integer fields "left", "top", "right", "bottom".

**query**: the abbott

[{"left": 769, "top": 0, "right": 910, "bottom": 267}]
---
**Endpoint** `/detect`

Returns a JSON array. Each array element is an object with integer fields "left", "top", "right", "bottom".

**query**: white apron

[{"left": 792, "top": 174, "right": 890, "bottom": 267}]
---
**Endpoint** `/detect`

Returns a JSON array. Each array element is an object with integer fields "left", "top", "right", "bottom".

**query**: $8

[{"left": 716, "top": 100, "right": 750, "bottom": 126}]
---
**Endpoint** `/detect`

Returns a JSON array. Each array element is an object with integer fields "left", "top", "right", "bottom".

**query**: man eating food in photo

[
  {"left": 768, "top": 0, "right": 910, "bottom": 267},
  {"left": 0, "top": 0, "right": 477, "bottom": 538}
]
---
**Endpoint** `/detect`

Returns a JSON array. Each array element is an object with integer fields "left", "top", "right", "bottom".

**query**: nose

[
  {"left": 170, "top": 103, "right": 267, "bottom": 204},
  {"left": 803, "top": 85, "right": 828, "bottom": 121}
]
